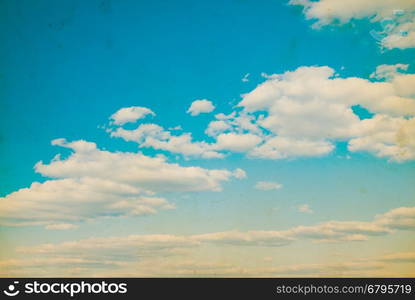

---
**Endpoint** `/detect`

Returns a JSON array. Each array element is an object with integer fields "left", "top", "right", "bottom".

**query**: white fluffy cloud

[
  {"left": 0, "top": 138, "right": 244, "bottom": 227},
  {"left": 249, "top": 136, "right": 334, "bottom": 159},
  {"left": 254, "top": 181, "right": 283, "bottom": 191},
  {"left": 375, "top": 206, "right": 415, "bottom": 230},
  {"left": 109, "top": 110, "right": 263, "bottom": 158},
  {"left": 187, "top": 99, "right": 215, "bottom": 116},
  {"left": 214, "top": 112, "right": 263, "bottom": 135},
  {"left": 109, "top": 65, "right": 415, "bottom": 162},
  {"left": 348, "top": 114, "right": 415, "bottom": 162},
  {"left": 215, "top": 133, "right": 262, "bottom": 152},
  {"left": 0, "top": 177, "right": 175, "bottom": 226},
  {"left": 238, "top": 65, "right": 415, "bottom": 161},
  {"left": 232, "top": 168, "right": 247, "bottom": 179},
  {"left": 110, "top": 106, "right": 155, "bottom": 125},
  {"left": 205, "top": 120, "right": 232, "bottom": 137},
  {"left": 289, "top": 0, "right": 415, "bottom": 49},
  {"left": 240, "top": 66, "right": 415, "bottom": 119},
  {"left": 36, "top": 139, "right": 238, "bottom": 192},
  {"left": 370, "top": 64, "right": 409, "bottom": 80},
  {"left": 111, "top": 124, "right": 224, "bottom": 159}
]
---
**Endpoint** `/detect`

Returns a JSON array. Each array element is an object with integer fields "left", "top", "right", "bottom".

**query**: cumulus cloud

[
  {"left": 232, "top": 168, "right": 247, "bottom": 179},
  {"left": 348, "top": 115, "right": 415, "bottom": 162},
  {"left": 0, "top": 177, "right": 175, "bottom": 226},
  {"left": 249, "top": 136, "right": 334, "bottom": 159},
  {"left": 214, "top": 112, "right": 263, "bottom": 135},
  {"left": 240, "top": 65, "right": 415, "bottom": 119},
  {"left": 110, "top": 124, "right": 224, "bottom": 159},
  {"left": 108, "top": 65, "right": 415, "bottom": 162},
  {"left": 187, "top": 99, "right": 215, "bottom": 116},
  {"left": 370, "top": 64, "right": 409, "bottom": 81},
  {"left": 238, "top": 65, "right": 415, "bottom": 161},
  {"left": 36, "top": 139, "right": 238, "bottom": 192},
  {"left": 215, "top": 133, "right": 262, "bottom": 152},
  {"left": 110, "top": 106, "right": 155, "bottom": 125},
  {"left": 205, "top": 120, "right": 232, "bottom": 137},
  {"left": 375, "top": 206, "right": 415, "bottom": 230},
  {"left": 0, "top": 139, "right": 244, "bottom": 227},
  {"left": 254, "top": 181, "right": 283, "bottom": 191},
  {"left": 289, "top": 0, "right": 415, "bottom": 49},
  {"left": 107, "top": 65, "right": 415, "bottom": 162},
  {"left": 109, "top": 112, "right": 263, "bottom": 158}
]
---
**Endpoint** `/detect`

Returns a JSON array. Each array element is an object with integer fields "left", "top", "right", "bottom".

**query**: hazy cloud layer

[{"left": 2, "top": 205, "right": 414, "bottom": 276}]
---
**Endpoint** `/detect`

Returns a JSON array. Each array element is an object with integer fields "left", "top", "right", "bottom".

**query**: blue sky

[{"left": 1, "top": 0, "right": 415, "bottom": 276}]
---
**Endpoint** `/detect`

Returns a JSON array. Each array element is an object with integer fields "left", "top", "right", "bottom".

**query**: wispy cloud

[
  {"left": 296, "top": 204, "right": 313, "bottom": 214},
  {"left": 16, "top": 206, "right": 415, "bottom": 252},
  {"left": 241, "top": 73, "right": 250, "bottom": 82},
  {"left": 255, "top": 181, "right": 283, "bottom": 191}
]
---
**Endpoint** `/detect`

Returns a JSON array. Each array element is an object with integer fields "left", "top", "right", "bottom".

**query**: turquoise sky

[{"left": 1, "top": 0, "right": 414, "bottom": 277}]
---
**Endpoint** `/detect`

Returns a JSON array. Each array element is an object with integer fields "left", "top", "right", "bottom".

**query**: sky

[{"left": 0, "top": 0, "right": 415, "bottom": 277}]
